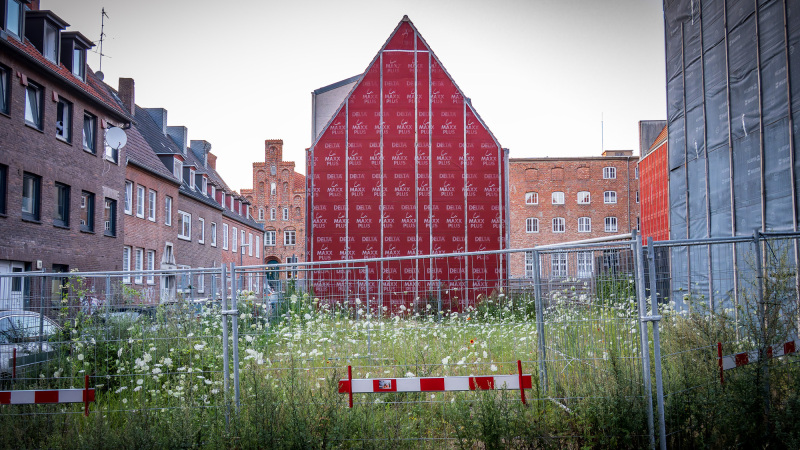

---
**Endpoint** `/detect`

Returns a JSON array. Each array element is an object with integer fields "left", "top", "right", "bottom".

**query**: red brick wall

[
  {"left": 639, "top": 141, "right": 669, "bottom": 242},
  {"left": 0, "top": 54, "right": 127, "bottom": 272},
  {"left": 508, "top": 157, "right": 639, "bottom": 278}
]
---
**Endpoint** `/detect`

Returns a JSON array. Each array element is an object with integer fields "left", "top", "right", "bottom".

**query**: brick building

[
  {"left": 508, "top": 152, "right": 639, "bottom": 279},
  {"left": 240, "top": 139, "right": 305, "bottom": 278},
  {"left": 0, "top": 1, "right": 131, "bottom": 308}
]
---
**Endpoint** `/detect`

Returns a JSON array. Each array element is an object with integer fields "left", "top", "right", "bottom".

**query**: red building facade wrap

[
  {"left": 306, "top": 19, "right": 508, "bottom": 309},
  {"left": 639, "top": 127, "right": 669, "bottom": 242}
]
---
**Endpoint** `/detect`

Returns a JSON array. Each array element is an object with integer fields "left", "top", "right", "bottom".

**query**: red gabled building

[
  {"left": 639, "top": 125, "right": 669, "bottom": 242},
  {"left": 306, "top": 17, "right": 509, "bottom": 310}
]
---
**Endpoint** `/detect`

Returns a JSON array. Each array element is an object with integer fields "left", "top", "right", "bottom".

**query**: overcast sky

[{"left": 46, "top": 0, "right": 666, "bottom": 193}]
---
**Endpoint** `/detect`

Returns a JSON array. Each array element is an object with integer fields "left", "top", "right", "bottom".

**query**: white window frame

[
  {"left": 198, "top": 217, "right": 205, "bottom": 244},
  {"left": 146, "top": 250, "right": 155, "bottom": 284},
  {"left": 524, "top": 251, "right": 535, "bottom": 278},
  {"left": 122, "top": 246, "right": 131, "bottom": 283},
  {"left": 577, "top": 191, "right": 591, "bottom": 204},
  {"left": 284, "top": 230, "right": 296, "bottom": 246},
  {"left": 222, "top": 223, "right": 229, "bottom": 250},
  {"left": 210, "top": 222, "right": 217, "bottom": 247},
  {"left": 552, "top": 217, "right": 565, "bottom": 233},
  {"left": 124, "top": 181, "right": 133, "bottom": 215},
  {"left": 241, "top": 230, "right": 246, "bottom": 252},
  {"left": 635, "top": 165, "right": 639, "bottom": 179},
  {"left": 525, "top": 192, "right": 538, "bottom": 205},
  {"left": 173, "top": 158, "right": 183, "bottom": 180},
  {"left": 604, "top": 191, "right": 617, "bottom": 204},
  {"left": 265, "top": 230, "right": 276, "bottom": 246},
  {"left": 148, "top": 189, "right": 156, "bottom": 222},
  {"left": 134, "top": 248, "right": 144, "bottom": 284},
  {"left": 603, "top": 167, "right": 616, "bottom": 179},
  {"left": 255, "top": 235, "right": 260, "bottom": 258},
  {"left": 189, "top": 168, "right": 196, "bottom": 189},
  {"left": 270, "top": 208, "right": 276, "bottom": 221},
  {"left": 248, "top": 233, "right": 253, "bottom": 256},
  {"left": 197, "top": 273, "right": 205, "bottom": 294},
  {"left": 258, "top": 209, "right": 264, "bottom": 220},
  {"left": 605, "top": 216, "right": 618, "bottom": 232},
  {"left": 178, "top": 210, "right": 191, "bottom": 240},
  {"left": 232, "top": 227, "right": 238, "bottom": 252},
  {"left": 551, "top": 191, "right": 564, "bottom": 205},
  {"left": 551, "top": 253, "right": 568, "bottom": 278},
  {"left": 577, "top": 252, "right": 593, "bottom": 278},
  {"left": 578, "top": 217, "right": 591, "bottom": 233},
  {"left": 165, "top": 196, "right": 173, "bottom": 226},
  {"left": 136, "top": 185, "right": 145, "bottom": 218},
  {"left": 525, "top": 217, "right": 539, "bottom": 233},
  {"left": 636, "top": 191, "right": 640, "bottom": 204},
  {"left": 270, "top": 182, "right": 276, "bottom": 196},
  {"left": 282, "top": 207, "right": 289, "bottom": 221}
]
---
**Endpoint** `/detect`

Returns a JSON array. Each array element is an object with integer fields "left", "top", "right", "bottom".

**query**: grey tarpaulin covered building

[{"left": 663, "top": 0, "right": 800, "bottom": 310}]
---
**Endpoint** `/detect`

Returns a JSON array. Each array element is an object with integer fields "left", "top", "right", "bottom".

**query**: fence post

[
  {"left": 753, "top": 230, "right": 770, "bottom": 421},
  {"left": 633, "top": 230, "right": 656, "bottom": 450},
  {"left": 532, "top": 250, "right": 547, "bottom": 393},
  {"left": 231, "top": 263, "right": 241, "bottom": 412},
  {"left": 647, "top": 238, "right": 667, "bottom": 450},
  {"left": 220, "top": 265, "right": 230, "bottom": 426}
]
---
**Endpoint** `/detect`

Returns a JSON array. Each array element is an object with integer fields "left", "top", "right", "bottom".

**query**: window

[
  {"left": 525, "top": 217, "right": 539, "bottom": 233},
  {"left": 248, "top": 233, "right": 253, "bottom": 256},
  {"left": 284, "top": 230, "right": 296, "bottom": 246},
  {"left": 552, "top": 217, "right": 565, "bottom": 233},
  {"left": 604, "top": 191, "right": 617, "bottom": 204},
  {"left": 578, "top": 217, "right": 591, "bottom": 233},
  {"left": 134, "top": 248, "right": 143, "bottom": 284},
  {"left": 80, "top": 191, "right": 94, "bottom": 232},
  {"left": 603, "top": 167, "right": 616, "bottom": 179},
  {"left": 210, "top": 222, "right": 217, "bottom": 247},
  {"left": 241, "top": 230, "right": 245, "bottom": 252},
  {"left": 198, "top": 217, "right": 205, "bottom": 244},
  {"left": 148, "top": 190, "right": 156, "bottom": 221},
  {"left": 201, "top": 177, "right": 207, "bottom": 193},
  {"left": 178, "top": 211, "right": 191, "bottom": 240},
  {"left": 82, "top": 112, "right": 96, "bottom": 153},
  {"left": 577, "top": 191, "right": 590, "bottom": 204},
  {"left": 255, "top": 235, "right": 260, "bottom": 258},
  {"left": 551, "top": 191, "right": 564, "bottom": 205},
  {"left": 43, "top": 22, "right": 59, "bottom": 63},
  {"left": 636, "top": 191, "right": 640, "bottom": 204},
  {"left": 525, "top": 192, "right": 538, "bottom": 205},
  {"left": 189, "top": 168, "right": 195, "bottom": 189},
  {"left": 56, "top": 98, "right": 72, "bottom": 141},
  {"left": 24, "top": 82, "right": 43, "bottom": 129},
  {"left": 270, "top": 208, "right": 276, "bottom": 221},
  {"left": 196, "top": 273, "right": 205, "bottom": 293},
  {"left": 282, "top": 207, "right": 289, "bottom": 221},
  {"left": 258, "top": 209, "right": 264, "bottom": 220},
  {"left": 0, "top": 164, "right": 6, "bottom": 215},
  {"left": 173, "top": 158, "right": 182, "bottom": 180},
  {"left": 22, "top": 172, "right": 41, "bottom": 221},
  {"left": 146, "top": 250, "right": 155, "bottom": 284},
  {"left": 53, "top": 182, "right": 70, "bottom": 227},
  {"left": 104, "top": 198, "right": 116, "bottom": 236},
  {"left": 604, "top": 217, "right": 618, "bottom": 232},
  {"left": 72, "top": 48, "right": 85, "bottom": 80},
  {"left": 524, "top": 252, "right": 535, "bottom": 278},
  {"left": 551, "top": 253, "right": 568, "bottom": 278},
  {"left": 270, "top": 182, "right": 276, "bottom": 196},
  {"left": 577, "top": 252, "right": 593, "bottom": 278},
  {"left": 219, "top": 191, "right": 225, "bottom": 208},
  {"left": 165, "top": 196, "right": 173, "bottom": 226},
  {"left": 222, "top": 223, "right": 229, "bottom": 249},
  {"left": 4, "top": 0, "right": 22, "bottom": 37},
  {"left": 164, "top": 243, "right": 174, "bottom": 265},
  {"left": 232, "top": 227, "right": 238, "bottom": 252},
  {"left": 122, "top": 246, "right": 131, "bottom": 283},
  {"left": 635, "top": 166, "right": 639, "bottom": 180},
  {"left": 124, "top": 181, "right": 133, "bottom": 214},
  {"left": 265, "top": 230, "right": 276, "bottom": 246},
  {"left": 0, "top": 65, "right": 8, "bottom": 115},
  {"left": 136, "top": 186, "right": 145, "bottom": 218}
]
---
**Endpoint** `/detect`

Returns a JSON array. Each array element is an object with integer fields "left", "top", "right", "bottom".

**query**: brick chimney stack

[
  {"left": 118, "top": 78, "right": 135, "bottom": 116},
  {"left": 207, "top": 152, "right": 217, "bottom": 170},
  {"left": 28, "top": 0, "right": 40, "bottom": 11}
]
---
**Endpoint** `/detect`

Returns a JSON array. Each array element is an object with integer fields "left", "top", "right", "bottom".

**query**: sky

[{"left": 45, "top": 0, "right": 667, "bottom": 193}]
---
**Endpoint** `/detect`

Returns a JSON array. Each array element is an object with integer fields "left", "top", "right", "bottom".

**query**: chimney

[
  {"left": 207, "top": 152, "right": 217, "bottom": 170},
  {"left": 144, "top": 108, "right": 168, "bottom": 136},
  {"left": 27, "top": 0, "right": 40, "bottom": 11},
  {"left": 167, "top": 126, "right": 188, "bottom": 153},
  {"left": 118, "top": 78, "right": 135, "bottom": 116},
  {"left": 190, "top": 140, "right": 211, "bottom": 168}
]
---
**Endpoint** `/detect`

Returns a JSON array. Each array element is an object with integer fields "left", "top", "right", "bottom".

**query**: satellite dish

[{"left": 105, "top": 126, "right": 128, "bottom": 149}]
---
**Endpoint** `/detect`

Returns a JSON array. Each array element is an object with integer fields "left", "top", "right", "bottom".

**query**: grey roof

[
  {"left": 312, "top": 74, "right": 361, "bottom": 95},
  {"left": 223, "top": 210, "right": 264, "bottom": 231}
]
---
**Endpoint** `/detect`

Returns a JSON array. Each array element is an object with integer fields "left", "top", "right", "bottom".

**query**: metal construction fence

[{"left": 0, "top": 231, "right": 797, "bottom": 448}]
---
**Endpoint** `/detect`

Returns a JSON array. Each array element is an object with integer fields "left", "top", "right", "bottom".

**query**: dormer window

[
  {"left": 210, "top": 185, "right": 216, "bottom": 198},
  {"left": 72, "top": 48, "right": 84, "bottom": 78},
  {"left": 202, "top": 176, "right": 207, "bottom": 194},
  {"left": 4, "top": 0, "right": 23, "bottom": 38},
  {"left": 189, "top": 168, "right": 195, "bottom": 189},
  {"left": 60, "top": 32, "right": 92, "bottom": 82},
  {"left": 173, "top": 158, "right": 182, "bottom": 180},
  {"left": 43, "top": 22, "right": 58, "bottom": 63}
]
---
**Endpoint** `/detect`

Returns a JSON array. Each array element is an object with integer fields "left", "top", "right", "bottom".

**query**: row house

[
  {"left": 508, "top": 151, "right": 639, "bottom": 280},
  {"left": 240, "top": 139, "right": 305, "bottom": 279},
  {"left": 0, "top": 1, "right": 130, "bottom": 308}
]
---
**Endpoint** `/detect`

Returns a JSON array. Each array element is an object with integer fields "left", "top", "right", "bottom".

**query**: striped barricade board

[{"left": 338, "top": 374, "right": 532, "bottom": 394}]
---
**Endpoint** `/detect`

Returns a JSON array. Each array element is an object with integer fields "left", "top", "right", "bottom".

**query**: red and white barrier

[
  {"left": 717, "top": 339, "right": 798, "bottom": 384},
  {"left": 340, "top": 360, "right": 532, "bottom": 407},
  {"left": 0, "top": 375, "right": 95, "bottom": 416}
]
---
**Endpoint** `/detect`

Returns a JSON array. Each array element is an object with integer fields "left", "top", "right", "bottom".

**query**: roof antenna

[{"left": 96, "top": 8, "right": 109, "bottom": 80}]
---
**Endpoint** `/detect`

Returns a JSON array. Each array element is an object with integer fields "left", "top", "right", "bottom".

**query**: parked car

[{"left": 0, "top": 311, "right": 62, "bottom": 378}]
